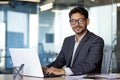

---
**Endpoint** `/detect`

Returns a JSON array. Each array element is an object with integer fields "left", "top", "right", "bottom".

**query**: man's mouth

[{"left": 74, "top": 26, "right": 82, "bottom": 31}]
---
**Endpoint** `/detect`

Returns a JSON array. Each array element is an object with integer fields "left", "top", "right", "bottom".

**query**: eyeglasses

[{"left": 69, "top": 18, "right": 86, "bottom": 25}]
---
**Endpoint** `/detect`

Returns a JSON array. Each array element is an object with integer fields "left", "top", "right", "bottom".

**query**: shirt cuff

[{"left": 64, "top": 67, "right": 74, "bottom": 76}]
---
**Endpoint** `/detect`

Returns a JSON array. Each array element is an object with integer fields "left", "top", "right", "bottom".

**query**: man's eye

[
  {"left": 71, "top": 20, "right": 75, "bottom": 22},
  {"left": 79, "top": 19, "right": 84, "bottom": 22}
]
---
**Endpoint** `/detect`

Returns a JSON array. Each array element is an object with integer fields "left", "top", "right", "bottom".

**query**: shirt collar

[{"left": 75, "top": 31, "right": 87, "bottom": 43}]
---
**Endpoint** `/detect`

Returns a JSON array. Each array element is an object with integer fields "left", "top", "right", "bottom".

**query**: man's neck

[{"left": 75, "top": 30, "right": 87, "bottom": 41}]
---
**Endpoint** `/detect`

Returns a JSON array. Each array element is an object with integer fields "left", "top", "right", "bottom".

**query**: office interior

[{"left": 0, "top": 0, "right": 120, "bottom": 74}]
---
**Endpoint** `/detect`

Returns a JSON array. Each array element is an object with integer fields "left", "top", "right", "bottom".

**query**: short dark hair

[{"left": 69, "top": 6, "right": 88, "bottom": 19}]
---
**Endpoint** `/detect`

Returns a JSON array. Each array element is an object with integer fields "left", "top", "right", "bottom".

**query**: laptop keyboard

[{"left": 44, "top": 73, "right": 63, "bottom": 78}]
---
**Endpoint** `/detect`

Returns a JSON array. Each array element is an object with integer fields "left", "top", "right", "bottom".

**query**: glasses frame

[{"left": 69, "top": 18, "right": 86, "bottom": 25}]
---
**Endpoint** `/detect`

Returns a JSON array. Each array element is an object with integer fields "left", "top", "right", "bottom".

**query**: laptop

[{"left": 9, "top": 48, "right": 62, "bottom": 78}]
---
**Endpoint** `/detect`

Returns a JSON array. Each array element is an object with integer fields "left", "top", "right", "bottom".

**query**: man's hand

[
  {"left": 42, "top": 66, "right": 48, "bottom": 74},
  {"left": 42, "top": 67, "right": 65, "bottom": 75}
]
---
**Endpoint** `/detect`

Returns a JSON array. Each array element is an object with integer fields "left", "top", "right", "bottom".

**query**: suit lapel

[
  {"left": 67, "top": 36, "right": 75, "bottom": 66},
  {"left": 72, "top": 31, "right": 91, "bottom": 64}
]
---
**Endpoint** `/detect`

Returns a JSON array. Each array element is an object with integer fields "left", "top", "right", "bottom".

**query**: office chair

[
  {"left": 101, "top": 48, "right": 114, "bottom": 74},
  {"left": 38, "top": 43, "right": 46, "bottom": 65}
]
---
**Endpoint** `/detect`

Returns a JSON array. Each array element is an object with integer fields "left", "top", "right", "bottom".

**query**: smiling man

[{"left": 43, "top": 6, "right": 104, "bottom": 76}]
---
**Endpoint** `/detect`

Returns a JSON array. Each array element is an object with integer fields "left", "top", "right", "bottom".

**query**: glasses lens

[
  {"left": 70, "top": 19, "right": 75, "bottom": 24},
  {"left": 79, "top": 19, "right": 85, "bottom": 23}
]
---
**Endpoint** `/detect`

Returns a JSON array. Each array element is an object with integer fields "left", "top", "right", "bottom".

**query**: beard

[{"left": 72, "top": 25, "right": 87, "bottom": 35}]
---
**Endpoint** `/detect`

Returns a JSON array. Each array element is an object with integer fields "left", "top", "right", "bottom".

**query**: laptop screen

[{"left": 9, "top": 48, "right": 44, "bottom": 77}]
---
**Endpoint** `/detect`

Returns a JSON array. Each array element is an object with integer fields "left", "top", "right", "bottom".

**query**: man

[{"left": 43, "top": 6, "right": 104, "bottom": 76}]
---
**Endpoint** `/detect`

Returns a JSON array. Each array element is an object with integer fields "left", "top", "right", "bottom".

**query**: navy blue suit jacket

[{"left": 47, "top": 30, "right": 104, "bottom": 74}]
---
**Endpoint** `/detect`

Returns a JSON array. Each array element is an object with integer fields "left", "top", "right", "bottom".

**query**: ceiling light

[
  {"left": 52, "top": 9, "right": 61, "bottom": 13},
  {"left": 0, "top": 1, "right": 9, "bottom": 4},
  {"left": 117, "top": 3, "right": 120, "bottom": 7},
  {"left": 16, "top": 0, "right": 40, "bottom": 3},
  {"left": 40, "top": 3, "right": 53, "bottom": 11},
  {"left": 91, "top": 0, "right": 95, "bottom": 2}
]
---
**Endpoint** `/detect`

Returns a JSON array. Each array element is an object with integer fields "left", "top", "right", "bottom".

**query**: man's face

[{"left": 69, "top": 12, "right": 89, "bottom": 35}]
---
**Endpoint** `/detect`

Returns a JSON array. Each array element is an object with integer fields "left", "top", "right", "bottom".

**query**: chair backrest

[
  {"left": 101, "top": 48, "right": 113, "bottom": 74},
  {"left": 38, "top": 43, "right": 44, "bottom": 54},
  {"left": 38, "top": 43, "right": 46, "bottom": 64}
]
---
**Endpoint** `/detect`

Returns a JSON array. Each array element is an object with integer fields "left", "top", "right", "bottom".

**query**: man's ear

[{"left": 87, "top": 18, "right": 90, "bottom": 25}]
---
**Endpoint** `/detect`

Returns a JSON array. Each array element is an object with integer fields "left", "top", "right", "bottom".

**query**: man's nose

[{"left": 75, "top": 20, "right": 79, "bottom": 25}]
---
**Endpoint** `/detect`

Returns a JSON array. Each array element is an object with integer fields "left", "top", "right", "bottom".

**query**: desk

[{"left": 0, "top": 74, "right": 120, "bottom": 80}]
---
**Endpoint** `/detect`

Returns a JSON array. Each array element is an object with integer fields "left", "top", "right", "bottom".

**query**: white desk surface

[{"left": 0, "top": 74, "right": 120, "bottom": 80}]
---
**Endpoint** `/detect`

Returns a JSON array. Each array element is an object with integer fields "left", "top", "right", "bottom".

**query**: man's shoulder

[{"left": 87, "top": 31, "right": 104, "bottom": 43}]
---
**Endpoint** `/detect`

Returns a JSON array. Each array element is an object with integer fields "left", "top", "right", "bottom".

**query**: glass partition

[{"left": 0, "top": 2, "right": 38, "bottom": 73}]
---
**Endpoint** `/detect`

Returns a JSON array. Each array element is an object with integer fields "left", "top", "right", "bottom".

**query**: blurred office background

[{"left": 0, "top": 0, "right": 120, "bottom": 73}]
